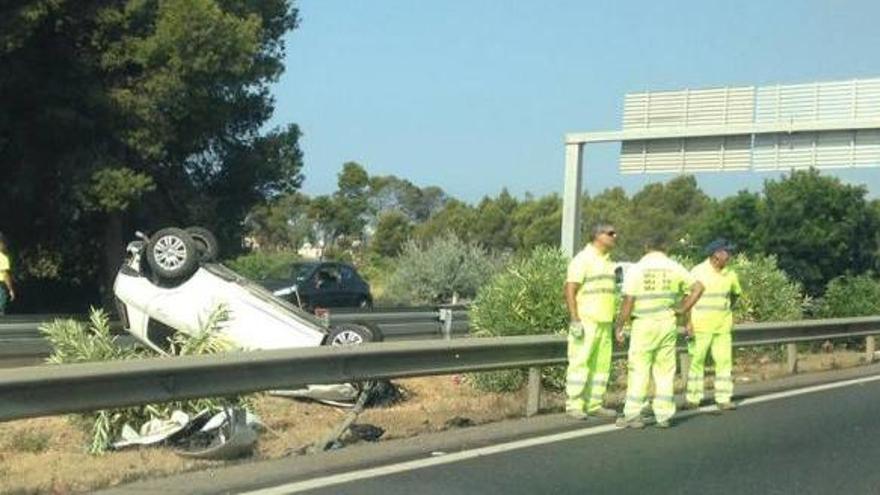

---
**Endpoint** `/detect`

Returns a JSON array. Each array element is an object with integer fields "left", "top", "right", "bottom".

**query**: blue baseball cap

[{"left": 704, "top": 238, "right": 736, "bottom": 256}]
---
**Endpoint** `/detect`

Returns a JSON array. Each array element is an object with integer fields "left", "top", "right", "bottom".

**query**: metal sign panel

[
  {"left": 753, "top": 130, "right": 880, "bottom": 171},
  {"left": 756, "top": 78, "right": 880, "bottom": 124},
  {"left": 623, "top": 86, "right": 755, "bottom": 130},
  {"left": 619, "top": 77, "right": 880, "bottom": 173},
  {"left": 621, "top": 136, "right": 751, "bottom": 174}
]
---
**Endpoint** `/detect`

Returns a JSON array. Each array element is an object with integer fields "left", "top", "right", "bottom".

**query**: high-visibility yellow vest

[
  {"left": 0, "top": 252, "right": 9, "bottom": 278},
  {"left": 566, "top": 244, "right": 616, "bottom": 323},
  {"left": 691, "top": 259, "right": 742, "bottom": 332},
  {"left": 623, "top": 252, "right": 695, "bottom": 324}
]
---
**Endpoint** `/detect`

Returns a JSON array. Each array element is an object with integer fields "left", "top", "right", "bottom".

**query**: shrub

[
  {"left": 40, "top": 307, "right": 249, "bottom": 454},
  {"left": 383, "top": 233, "right": 502, "bottom": 305},
  {"left": 731, "top": 253, "right": 804, "bottom": 323},
  {"left": 817, "top": 274, "right": 880, "bottom": 318},
  {"left": 225, "top": 250, "right": 299, "bottom": 280},
  {"left": 466, "top": 246, "right": 570, "bottom": 392},
  {"left": 358, "top": 254, "right": 395, "bottom": 305}
]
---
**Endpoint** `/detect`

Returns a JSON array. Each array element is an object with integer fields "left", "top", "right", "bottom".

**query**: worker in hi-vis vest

[
  {"left": 683, "top": 238, "right": 742, "bottom": 411},
  {"left": 615, "top": 235, "right": 704, "bottom": 429},
  {"left": 563, "top": 224, "right": 619, "bottom": 420}
]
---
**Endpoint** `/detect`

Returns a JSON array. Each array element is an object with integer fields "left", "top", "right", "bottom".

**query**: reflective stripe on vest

[{"left": 694, "top": 291, "right": 732, "bottom": 313}]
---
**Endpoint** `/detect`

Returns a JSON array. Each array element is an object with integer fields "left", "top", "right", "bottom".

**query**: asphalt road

[{"left": 288, "top": 378, "right": 880, "bottom": 495}]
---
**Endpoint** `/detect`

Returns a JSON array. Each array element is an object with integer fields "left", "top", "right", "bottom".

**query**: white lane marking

[{"left": 242, "top": 373, "right": 880, "bottom": 495}]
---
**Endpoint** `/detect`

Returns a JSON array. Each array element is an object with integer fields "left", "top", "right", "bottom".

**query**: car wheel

[
  {"left": 146, "top": 227, "right": 200, "bottom": 282},
  {"left": 327, "top": 324, "right": 375, "bottom": 346},
  {"left": 186, "top": 226, "right": 219, "bottom": 262}
]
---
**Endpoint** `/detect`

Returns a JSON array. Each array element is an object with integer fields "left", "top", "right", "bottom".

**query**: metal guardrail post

[
  {"left": 439, "top": 308, "right": 453, "bottom": 341},
  {"left": 866, "top": 336, "right": 876, "bottom": 363},
  {"left": 526, "top": 367, "right": 542, "bottom": 417},
  {"left": 786, "top": 343, "right": 798, "bottom": 374}
]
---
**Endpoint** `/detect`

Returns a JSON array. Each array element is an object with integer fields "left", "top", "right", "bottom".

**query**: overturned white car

[{"left": 113, "top": 227, "right": 372, "bottom": 354}]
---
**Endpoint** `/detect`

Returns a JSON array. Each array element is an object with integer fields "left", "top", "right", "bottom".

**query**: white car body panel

[{"left": 114, "top": 262, "right": 327, "bottom": 353}]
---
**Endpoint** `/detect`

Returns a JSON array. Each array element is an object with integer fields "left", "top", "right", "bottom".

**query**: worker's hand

[
  {"left": 7, "top": 289, "right": 13, "bottom": 301},
  {"left": 568, "top": 320, "right": 584, "bottom": 338},
  {"left": 615, "top": 327, "right": 626, "bottom": 344}
]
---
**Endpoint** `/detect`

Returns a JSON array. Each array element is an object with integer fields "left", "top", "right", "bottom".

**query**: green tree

[
  {"left": 1, "top": 1, "right": 301, "bottom": 310},
  {"left": 367, "top": 175, "right": 447, "bottom": 223},
  {"left": 472, "top": 189, "right": 518, "bottom": 251},
  {"left": 413, "top": 199, "right": 477, "bottom": 243},
  {"left": 756, "top": 169, "right": 880, "bottom": 296},
  {"left": 511, "top": 194, "right": 562, "bottom": 251},
  {"left": 689, "top": 191, "right": 762, "bottom": 257},
  {"left": 371, "top": 211, "right": 413, "bottom": 257},
  {"left": 244, "top": 191, "right": 312, "bottom": 251},
  {"left": 625, "top": 175, "right": 711, "bottom": 258}
]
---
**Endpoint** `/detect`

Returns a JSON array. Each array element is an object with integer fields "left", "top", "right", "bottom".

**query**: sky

[{"left": 269, "top": 0, "right": 880, "bottom": 202}]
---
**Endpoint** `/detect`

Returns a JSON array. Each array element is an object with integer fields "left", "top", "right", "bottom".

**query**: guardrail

[
  {"left": 1, "top": 316, "right": 879, "bottom": 422},
  {"left": 0, "top": 308, "right": 470, "bottom": 363}
]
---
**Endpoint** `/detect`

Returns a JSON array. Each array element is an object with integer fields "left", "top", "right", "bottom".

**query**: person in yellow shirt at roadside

[
  {"left": 615, "top": 235, "right": 704, "bottom": 429},
  {"left": 563, "top": 224, "right": 619, "bottom": 420},
  {"left": 683, "top": 238, "right": 742, "bottom": 411},
  {"left": 0, "top": 232, "right": 15, "bottom": 315}
]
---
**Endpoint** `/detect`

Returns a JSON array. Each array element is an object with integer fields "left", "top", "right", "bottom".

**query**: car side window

[
  {"left": 316, "top": 266, "right": 341, "bottom": 286},
  {"left": 339, "top": 266, "right": 355, "bottom": 282}
]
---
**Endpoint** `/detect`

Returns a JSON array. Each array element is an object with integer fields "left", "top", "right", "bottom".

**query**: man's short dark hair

[{"left": 642, "top": 233, "right": 668, "bottom": 252}]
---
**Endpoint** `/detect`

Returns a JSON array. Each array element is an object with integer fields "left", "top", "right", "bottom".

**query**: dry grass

[
  {"left": 0, "top": 350, "right": 870, "bottom": 494},
  {"left": 0, "top": 376, "right": 544, "bottom": 494}
]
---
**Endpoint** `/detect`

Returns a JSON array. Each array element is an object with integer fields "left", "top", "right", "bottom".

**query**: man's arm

[
  {"left": 677, "top": 281, "right": 705, "bottom": 315},
  {"left": 564, "top": 282, "right": 580, "bottom": 321},
  {"left": 614, "top": 296, "right": 635, "bottom": 343},
  {"left": 2, "top": 272, "right": 13, "bottom": 301},
  {"left": 729, "top": 272, "right": 742, "bottom": 310}
]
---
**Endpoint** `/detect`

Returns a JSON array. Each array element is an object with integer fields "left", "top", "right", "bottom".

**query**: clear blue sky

[{"left": 269, "top": 0, "right": 880, "bottom": 202}]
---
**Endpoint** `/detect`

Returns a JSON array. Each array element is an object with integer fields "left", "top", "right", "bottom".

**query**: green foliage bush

[
  {"left": 730, "top": 253, "right": 804, "bottom": 323},
  {"left": 467, "top": 246, "right": 570, "bottom": 392},
  {"left": 40, "top": 307, "right": 249, "bottom": 454},
  {"left": 358, "top": 254, "right": 395, "bottom": 305},
  {"left": 383, "top": 234, "right": 501, "bottom": 305},
  {"left": 817, "top": 274, "right": 880, "bottom": 317},
  {"left": 225, "top": 250, "right": 299, "bottom": 280}
]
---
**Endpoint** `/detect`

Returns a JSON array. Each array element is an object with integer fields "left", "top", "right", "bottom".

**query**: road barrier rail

[{"left": 1, "top": 316, "right": 878, "bottom": 422}]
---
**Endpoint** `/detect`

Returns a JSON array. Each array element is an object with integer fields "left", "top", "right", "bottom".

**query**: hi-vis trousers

[
  {"left": 566, "top": 319, "right": 612, "bottom": 413},
  {"left": 621, "top": 318, "right": 677, "bottom": 423},
  {"left": 686, "top": 331, "right": 733, "bottom": 404}
]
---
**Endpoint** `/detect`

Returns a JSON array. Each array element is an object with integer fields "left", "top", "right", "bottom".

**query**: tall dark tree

[
  {"left": 1, "top": 1, "right": 301, "bottom": 310},
  {"left": 690, "top": 191, "right": 762, "bottom": 257},
  {"left": 756, "top": 169, "right": 880, "bottom": 296}
]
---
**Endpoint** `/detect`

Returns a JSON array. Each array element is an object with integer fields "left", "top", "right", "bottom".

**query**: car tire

[
  {"left": 146, "top": 227, "right": 200, "bottom": 283},
  {"left": 186, "top": 226, "right": 219, "bottom": 261},
  {"left": 327, "top": 324, "right": 376, "bottom": 346}
]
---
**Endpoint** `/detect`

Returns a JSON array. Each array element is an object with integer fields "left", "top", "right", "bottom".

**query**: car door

[
  {"left": 337, "top": 265, "right": 360, "bottom": 306},
  {"left": 339, "top": 264, "right": 370, "bottom": 306},
  {"left": 312, "top": 263, "right": 343, "bottom": 308}
]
